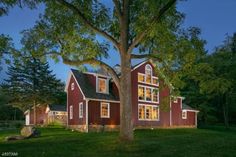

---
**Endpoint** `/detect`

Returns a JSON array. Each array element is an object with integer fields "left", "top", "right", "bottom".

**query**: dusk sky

[{"left": 1, "top": 0, "right": 236, "bottom": 83}]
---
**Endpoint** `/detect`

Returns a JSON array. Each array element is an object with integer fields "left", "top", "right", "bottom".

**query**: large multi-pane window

[
  {"left": 101, "top": 102, "right": 110, "bottom": 118},
  {"left": 152, "top": 77, "right": 159, "bottom": 86},
  {"left": 98, "top": 78, "right": 107, "bottom": 93},
  {"left": 138, "top": 86, "right": 145, "bottom": 100},
  {"left": 138, "top": 105, "right": 159, "bottom": 120},
  {"left": 138, "top": 85, "right": 159, "bottom": 103}
]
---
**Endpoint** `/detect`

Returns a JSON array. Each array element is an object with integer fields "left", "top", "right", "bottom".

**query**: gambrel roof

[{"left": 71, "top": 69, "right": 119, "bottom": 101}]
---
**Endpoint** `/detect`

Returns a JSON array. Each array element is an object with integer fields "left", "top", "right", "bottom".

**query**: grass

[{"left": 0, "top": 126, "right": 236, "bottom": 157}]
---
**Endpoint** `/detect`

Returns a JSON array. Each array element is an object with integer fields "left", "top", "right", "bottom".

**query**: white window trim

[
  {"left": 100, "top": 102, "right": 110, "bottom": 118},
  {"left": 138, "top": 104, "right": 160, "bottom": 121},
  {"left": 137, "top": 73, "right": 145, "bottom": 83},
  {"left": 137, "top": 73, "right": 159, "bottom": 87},
  {"left": 182, "top": 110, "right": 187, "bottom": 119},
  {"left": 69, "top": 105, "right": 73, "bottom": 120},
  {"left": 96, "top": 77, "right": 109, "bottom": 94},
  {"left": 138, "top": 85, "right": 160, "bottom": 104},
  {"left": 79, "top": 102, "right": 83, "bottom": 118},
  {"left": 71, "top": 82, "right": 75, "bottom": 91}
]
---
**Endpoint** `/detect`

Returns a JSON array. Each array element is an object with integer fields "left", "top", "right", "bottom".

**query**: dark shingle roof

[
  {"left": 49, "top": 104, "right": 66, "bottom": 112},
  {"left": 182, "top": 103, "right": 195, "bottom": 110},
  {"left": 71, "top": 69, "right": 119, "bottom": 101}
]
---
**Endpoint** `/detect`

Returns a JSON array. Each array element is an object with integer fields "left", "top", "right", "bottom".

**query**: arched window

[{"left": 145, "top": 64, "right": 152, "bottom": 83}]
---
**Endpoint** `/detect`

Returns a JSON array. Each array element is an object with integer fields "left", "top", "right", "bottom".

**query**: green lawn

[{"left": 0, "top": 127, "right": 236, "bottom": 157}]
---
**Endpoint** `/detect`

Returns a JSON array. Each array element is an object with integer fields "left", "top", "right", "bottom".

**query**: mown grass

[{"left": 0, "top": 126, "right": 235, "bottom": 157}]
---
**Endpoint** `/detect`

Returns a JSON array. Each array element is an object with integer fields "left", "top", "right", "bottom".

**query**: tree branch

[
  {"left": 131, "top": 53, "right": 162, "bottom": 62},
  {"left": 113, "top": 0, "right": 122, "bottom": 20},
  {"left": 56, "top": 0, "right": 120, "bottom": 49},
  {"left": 62, "top": 57, "right": 120, "bottom": 90},
  {"left": 127, "top": 0, "right": 177, "bottom": 54}
]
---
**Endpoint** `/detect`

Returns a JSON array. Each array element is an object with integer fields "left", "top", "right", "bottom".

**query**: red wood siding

[
  {"left": 67, "top": 75, "right": 86, "bottom": 125},
  {"left": 171, "top": 98, "right": 196, "bottom": 126},
  {"left": 131, "top": 61, "right": 171, "bottom": 127},
  {"left": 88, "top": 101, "right": 120, "bottom": 125},
  {"left": 29, "top": 106, "right": 48, "bottom": 125}
]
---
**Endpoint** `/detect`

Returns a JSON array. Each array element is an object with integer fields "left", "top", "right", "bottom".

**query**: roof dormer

[{"left": 96, "top": 76, "right": 109, "bottom": 94}]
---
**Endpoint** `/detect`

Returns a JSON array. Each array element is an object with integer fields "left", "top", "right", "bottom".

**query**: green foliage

[{"left": 3, "top": 54, "right": 65, "bottom": 111}]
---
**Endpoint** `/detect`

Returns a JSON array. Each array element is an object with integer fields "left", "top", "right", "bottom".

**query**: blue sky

[{"left": 1, "top": 0, "right": 236, "bottom": 83}]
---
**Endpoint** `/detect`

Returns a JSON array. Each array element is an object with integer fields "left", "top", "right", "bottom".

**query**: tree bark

[{"left": 119, "top": 53, "right": 133, "bottom": 141}]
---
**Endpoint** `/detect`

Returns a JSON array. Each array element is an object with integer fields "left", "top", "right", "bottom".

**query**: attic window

[
  {"left": 71, "top": 83, "right": 75, "bottom": 91},
  {"left": 145, "top": 64, "right": 152, "bottom": 84},
  {"left": 97, "top": 78, "right": 108, "bottom": 93}
]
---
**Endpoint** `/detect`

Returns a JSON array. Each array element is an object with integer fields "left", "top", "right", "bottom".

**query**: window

[
  {"left": 152, "top": 88, "right": 159, "bottom": 103},
  {"left": 79, "top": 103, "right": 83, "bottom": 118},
  {"left": 138, "top": 86, "right": 145, "bottom": 100},
  {"left": 182, "top": 111, "right": 187, "bottom": 119},
  {"left": 145, "top": 106, "right": 152, "bottom": 119},
  {"left": 146, "top": 87, "right": 152, "bottom": 101},
  {"left": 138, "top": 105, "right": 145, "bottom": 119},
  {"left": 71, "top": 82, "right": 74, "bottom": 90},
  {"left": 97, "top": 78, "right": 107, "bottom": 93},
  {"left": 138, "top": 73, "right": 145, "bottom": 82},
  {"left": 101, "top": 102, "right": 110, "bottom": 118},
  {"left": 145, "top": 65, "right": 152, "bottom": 84},
  {"left": 138, "top": 105, "right": 159, "bottom": 120},
  {"left": 152, "top": 77, "right": 159, "bottom": 86},
  {"left": 69, "top": 105, "right": 73, "bottom": 119}
]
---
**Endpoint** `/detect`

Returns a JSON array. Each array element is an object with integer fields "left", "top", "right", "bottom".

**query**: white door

[{"left": 25, "top": 113, "right": 30, "bottom": 125}]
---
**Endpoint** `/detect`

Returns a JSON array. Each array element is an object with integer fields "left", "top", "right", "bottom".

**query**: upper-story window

[
  {"left": 145, "top": 64, "right": 152, "bottom": 84},
  {"left": 138, "top": 64, "right": 159, "bottom": 86},
  {"left": 97, "top": 77, "right": 108, "bottom": 93},
  {"left": 71, "top": 82, "right": 75, "bottom": 91}
]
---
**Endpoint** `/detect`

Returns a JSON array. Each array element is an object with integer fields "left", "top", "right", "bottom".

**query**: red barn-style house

[{"left": 65, "top": 60, "right": 199, "bottom": 132}]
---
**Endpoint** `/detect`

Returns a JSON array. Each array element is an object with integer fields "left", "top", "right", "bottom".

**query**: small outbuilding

[{"left": 24, "top": 104, "right": 67, "bottom": 126}]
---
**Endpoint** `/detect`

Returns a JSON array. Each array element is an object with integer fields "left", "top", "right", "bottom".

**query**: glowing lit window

[
  {"left": 138, "top": 105, "right": 159, "bottom": 120},
  {"left": 69, "top": 105, "right": 73, "bottom": 119},
  {"left": 145, "top": 65, "right": 152, "bottom": 84},
  {"left": 138, "top": 73, "right": 145, "bottom": 82},
  {"left": 152, "top": 107, "right": 158, "bottom": 120},
  {"left": 182, "top": 111, "right": 187, "bottom": 119},
  {"left": 145, "top": 106, "right": 152, "bottom": 119},
  {"left": 146, "top": 87, "right": 152, "bottom": 101},
  {"left": 98, "top": 78, "right": 107, "bottom": 93},
  {"left": 152, "top": 77, "right": 159, "bottom": 86},
  {"left": 138, "top": 105, "right": 145, "bottom": 119},
  {"left": 71, "top": 83, "right": 75, "bottom": 90},
  {"left": 101, "top": 102, "right": 110, "bottom": 118},
  {"left": 152, "top": 88, "right": 159, "bottom": 103},
  {"left": 138, "top": 86, "right": 145, "bottom": 100},
  {"left": 79, "top": 103, "right": 83, "bottom": 118}
]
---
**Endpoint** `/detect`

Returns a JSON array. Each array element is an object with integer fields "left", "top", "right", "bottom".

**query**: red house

[{"left": 65, "top": 60, "right": 199, "bottom": 132}]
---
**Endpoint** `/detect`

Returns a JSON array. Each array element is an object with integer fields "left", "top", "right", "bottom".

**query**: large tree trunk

[{"left": 119, "top": 53, "right": 133, "bottom": 141}]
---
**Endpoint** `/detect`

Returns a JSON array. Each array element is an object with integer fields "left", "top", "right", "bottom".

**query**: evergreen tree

[{"left": 4, "top": 56, "right": 65, "bottom": 125}]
